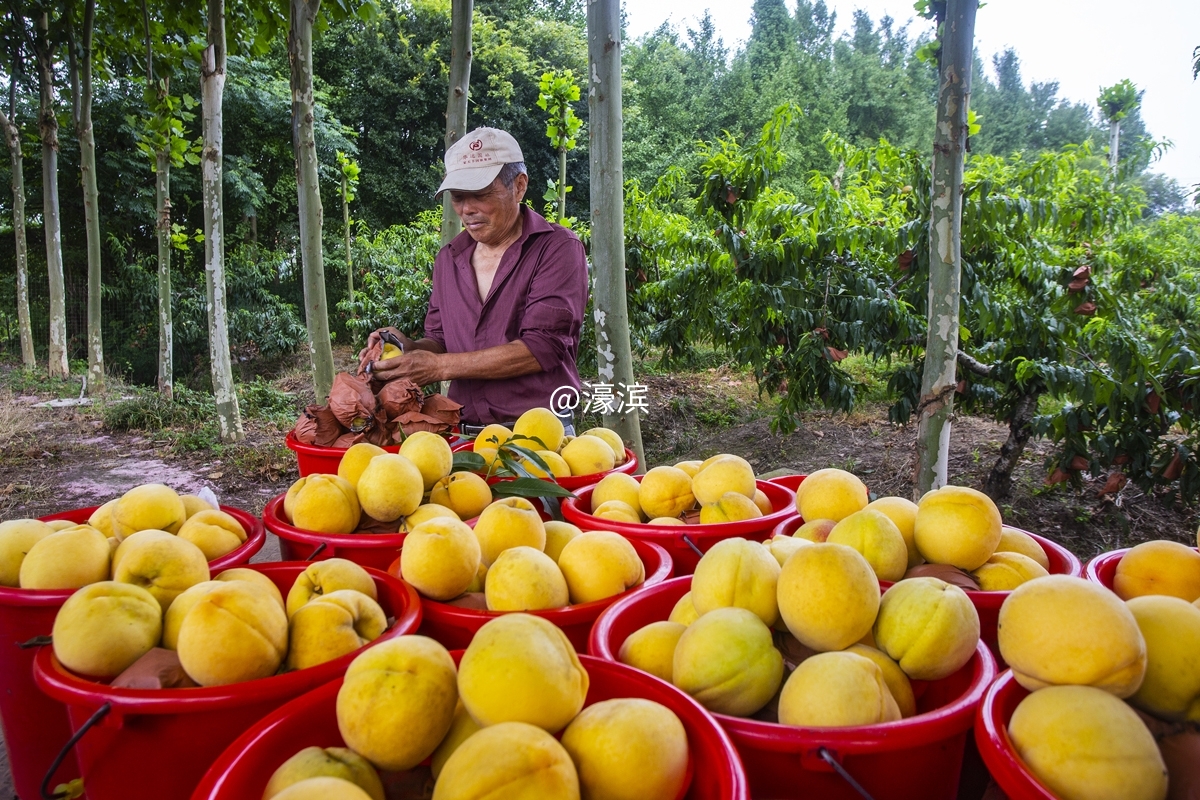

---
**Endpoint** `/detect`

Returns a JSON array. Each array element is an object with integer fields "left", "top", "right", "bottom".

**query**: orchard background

[{"left": 1, "top": 1, "right": 1198, "bottom": 557}]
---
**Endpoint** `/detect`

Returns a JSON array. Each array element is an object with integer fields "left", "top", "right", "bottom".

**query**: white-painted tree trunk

[
  {"left": 201, "top": 0, "right": 244, "bottom": 442},
  {"left": 157, "top": 149, "right": 173, "bottom": 399},
  {"left": 1108, "top": 118, "right": 1121, "bottom": 175},
  {"left": 440, "top": 0, "right": 473, "bottom": 247},
  {"left": 0, "top": 106, "right": 35, "bottom": 368},
  {"left": 76, "top": 0, "right": 104, "bottom": 390},
  {"left": 914, "top": 0, "right": 976, "bottom": 498},
  {"left": 587, "top": 0, "right": 644, "bottom": 470},
  {"left": 288, "top": 0, "right": 334, "bottom": 404},
  {"left": 36, "top": 12, "right": 68, "bottom": 379}
]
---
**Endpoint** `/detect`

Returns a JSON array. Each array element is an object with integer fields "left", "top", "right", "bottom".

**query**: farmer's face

[{"left": 449, "top": 172, "right": 528, "bottom": 247}]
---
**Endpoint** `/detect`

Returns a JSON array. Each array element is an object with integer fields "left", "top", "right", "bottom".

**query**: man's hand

[
  {"left": 371, "top": 348, "right": 445, "bottom": 386},
  {"left": 378, "top": 327, "right": 417, "bottom": 352}
]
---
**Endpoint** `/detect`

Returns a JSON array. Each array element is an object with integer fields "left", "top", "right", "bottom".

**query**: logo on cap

[{"left": 469, "top": 139, "right": 483, "bottom": 151}]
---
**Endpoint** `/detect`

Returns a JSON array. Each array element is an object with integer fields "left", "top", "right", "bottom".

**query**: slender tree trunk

[
  {"left": 440, "top": 0, "right": 472, "bottom": 247},
  {"left": 142, "top": 0, "right": 173, "bottom": 398},
  {"left": 1108, "top": 118, "right": 1121, "bottom": 175},
  {"left": 76, "top": 0, "right": 104, "bottom": 390},
  {"left": 36, "top": 12, "right": 68, "bottom": 378},
  {"left": 0, "top": 107, "right": 35, "bottom": 367},
  {"left": 288, "top": 0, "right": 334, "bottom": 404},
  {"left": 201, "top": 0, "right": 244, "bottom": 441},
  {"left": 914, "top": 0, "right": 976, "bottom": 498},
  {"left": 587, "top": 0, "right": 644, "bottom": 470},
  {"left": 156, "top": 149, "right": 173, "bottom": 399},
  {"left": 343, "top": 173, "right": 353, "bottom": 310},
  {"left": 557, "top": 146, "right": 567, "bottom": 222},
  {"left": 983, "top": 389, "right": 1042, "bottom": 499}
]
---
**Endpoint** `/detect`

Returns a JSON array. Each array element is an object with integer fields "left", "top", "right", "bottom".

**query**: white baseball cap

[{"left": 436, "top": 127, "right": 524, "bottom": 196}]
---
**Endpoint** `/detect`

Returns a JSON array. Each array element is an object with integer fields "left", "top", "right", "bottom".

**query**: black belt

[{"left": 459, "top": 421, "right": 519, "bottom": 436}]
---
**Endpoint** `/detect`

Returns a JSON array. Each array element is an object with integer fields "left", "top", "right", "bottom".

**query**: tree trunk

[
  {"left": 289, "top": 0, "right": 335, "bottom": 404},
  {"left": 1108, "top": 118, "right": 1121, "bottom": 175},
  {"left": 440, "top": 0, "right": 472, "bottom": 247},
  {"left": 587, "top": 0, "right": 644, "bottom": 470},
  {"left": 0, "top": 107, "right": 35, "bottom": 367},
  {"left": 983, "top": 389, "right": 1042, "bottom": 499},
  {"left": 201, "top": 0, "right": 244, "bottom": 442},
  {"left": 343, "top": 173, "right": 353, "bottom": 313},
  {"left": 914, "top": 0, "right": 976, "bottom": 498},
  {"left": 36, "top": 12, "right": 68, "bottom": 378},
  {"left": 76, "top": 0, "right": 104, "bottom": 390},
  {"left": 156, "top": 148, "right": 173, "bottom": 399},
  {"left": 142, "top": 0, "right": 173, "bottom": 398},
  {"left": 557, "top": 146, "right": 567, "bottom": 222}
]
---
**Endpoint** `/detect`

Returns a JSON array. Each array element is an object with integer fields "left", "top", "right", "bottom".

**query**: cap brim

[{"left": 434, "top": 163, "right": 504, "bottom": 198}]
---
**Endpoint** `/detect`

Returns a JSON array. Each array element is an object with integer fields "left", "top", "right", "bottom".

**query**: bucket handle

[
  {"left": 306, "top": 542, "right": 329, "bottom": 561},
  {"left": 19, "top": 635, "right": 53, "bottom": 649},
  {"left": 41, "top": 702, "right": 111, "bottom": 800},
  {"left": 681, "top": 534, "right": 705, "bottom": 558},
  {"left": 817, "top": 747, "right": 877, "bottom": 800}
]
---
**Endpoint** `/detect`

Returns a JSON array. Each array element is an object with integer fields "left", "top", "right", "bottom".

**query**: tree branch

[{"left": 956, "top": 349, "right": 994, "bottom": 377}]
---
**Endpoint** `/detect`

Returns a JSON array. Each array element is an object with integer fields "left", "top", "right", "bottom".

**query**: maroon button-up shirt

[{"left": 425, "top": 206, "right": 589, "bottom": 425}]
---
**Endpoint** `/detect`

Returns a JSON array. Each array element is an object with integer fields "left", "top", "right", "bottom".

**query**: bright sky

[{"left": 624, "top": 0, "right": 1200, "bottom": 194}]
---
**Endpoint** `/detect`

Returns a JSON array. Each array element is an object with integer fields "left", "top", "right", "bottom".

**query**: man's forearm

[
  {"left": 439, "top": 340, "right": 542, "bottom": 381},
  {"left": 407, "top": 337, "right": 447, "bottom": 355}
]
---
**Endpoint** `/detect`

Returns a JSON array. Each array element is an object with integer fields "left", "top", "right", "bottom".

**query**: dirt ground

[{"left": 0, "top": 364, "right": 1196, "bottom": 797}]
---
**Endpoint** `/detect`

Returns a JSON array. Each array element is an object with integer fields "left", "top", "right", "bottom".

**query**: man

[{"left": 368, "top": 127, "right": 589, "bottom": 435}]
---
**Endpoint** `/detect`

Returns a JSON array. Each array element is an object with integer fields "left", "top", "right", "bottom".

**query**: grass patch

[{"left": 839, "top": 353, "right": 896, "bottom": 405}]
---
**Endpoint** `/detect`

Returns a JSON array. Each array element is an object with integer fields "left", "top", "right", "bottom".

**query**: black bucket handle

[
  {"left": 42, "top": 702, "right": 111, "bottom": 800},
  {"left": 817, "top": 747, "right": 876, "bottom": 800},
  {"left": 681, "top": 534, "right": 705, "bottom": 559},
  {"left": 305, "top": 541, "right": 329, "bottom": 561}
]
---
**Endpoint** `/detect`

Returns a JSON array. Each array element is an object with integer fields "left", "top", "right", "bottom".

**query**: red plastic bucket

[
  {"left": 767, "top": 473, "right": 808, "bottom": 493},
  {"left": 32, "top": 562, "right": 422, "bottom": 800},
  {"left": 285, "top": 431, "right": 402, "bottom": 476},
  {"left": 191, "top": 651, "right": 748, "bottom": 800},
  {"left": 1084, "top": 545, "right": 1200, "bottom": 592},
  {"left": 262, "top": 493, "right": 408, "bottom": 570},
  {"left": 0, "top": 504, "right": 264, "bottom": 800},
  {"left": 387, "top": 537, "right": 673, "bottom": 651},
  {"left": 974, "top": 670, "right": 1055, "bottom": 799},
  {"left": 591, "top": 575, "right": 997, "bottom": 800},
  {"left": 561, "top": 479, "right": 797, "bottom": 574}
]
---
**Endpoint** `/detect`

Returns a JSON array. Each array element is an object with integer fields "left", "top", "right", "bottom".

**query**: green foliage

[
  {"left": 536, "top": 68, "right": 582, "bottom": 224},
  {"left": 1097, "top": 79, "right": 1141, "bottom": 123},
  {"left": 337, "top": 150, "right": 360, "bottom": 203},
  {"left": 337, "top": 211, "right": 442, "bottom": 340}
]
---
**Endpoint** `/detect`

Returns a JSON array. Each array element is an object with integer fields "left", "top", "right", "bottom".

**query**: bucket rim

[
  {"left": 591, "top": 575, "right": 998, "bottom": 754},
  {"left": 192, "top": 652, "right": 750, "bottom": 800},
  {"left": 32, "top": 562, "right": 422, "bottom": 713},
  {"left": 0, "top": 504, "right": 267, "bottom": 606},
  {"left": 285, "top": 431, "right": 402, "bottom": 456},
  {"left": 974, "top": 669, "right": 1056, "bottom": 799},
  {"left": 562, "top": 480, "right": 797, "bottom": 539},
  {"left": 264, "top": 494, "right": 409, "bottom": 547},
  {"left": 1083, "top": 547, "right": 1129, "bottom": 587},
  {"left": 395, "top": 537, "right": 674, "bottom": 626}
]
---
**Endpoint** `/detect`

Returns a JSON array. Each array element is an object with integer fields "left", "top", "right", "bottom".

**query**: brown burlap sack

[{"left": 328, "top": 372, "right": 378, "bottom": 431}]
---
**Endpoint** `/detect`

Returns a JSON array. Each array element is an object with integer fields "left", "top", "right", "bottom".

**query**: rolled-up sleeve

[{"left": 518, "top": 237, "right": 588, "bottom": 373}]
